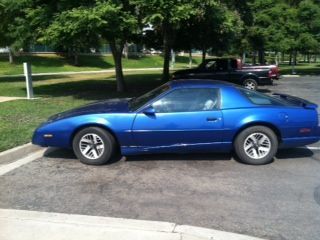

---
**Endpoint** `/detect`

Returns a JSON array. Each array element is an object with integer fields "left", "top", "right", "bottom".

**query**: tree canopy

[{"left": 0, "top": 0, "right": 320, "bottom": 89}]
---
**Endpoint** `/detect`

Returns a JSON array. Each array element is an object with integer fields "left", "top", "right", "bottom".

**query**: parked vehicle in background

[
  {"left": 242, "top": 63, "right": 280, "bottom": 80},
  {"left": 172, "top": 57, "right": 280, "bottom": 90},
  {"left": 32, "top": 80, "right": 320, "bottom": 166}
]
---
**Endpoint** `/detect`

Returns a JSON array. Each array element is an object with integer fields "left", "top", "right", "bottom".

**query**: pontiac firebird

[{"left": 32, "top": 80, "right": 320, "bottom": 165}]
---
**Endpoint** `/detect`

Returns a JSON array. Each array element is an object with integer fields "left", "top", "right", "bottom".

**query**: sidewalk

[
  {"left": 0, "top": 67, "right": 165, "bottom": 78},
  {"left": 0, "top": 209, "right": 265, "bottom": 240},
  {"left": 0, "top": 97, "right": 26, "bottom": 103}
]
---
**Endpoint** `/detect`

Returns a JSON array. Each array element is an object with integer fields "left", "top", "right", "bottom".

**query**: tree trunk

[
  {"left": 307, "top": 52, "right": 310, "bottom": 63},
  {"left": 281, "top": 52, "right": 285, "bottom": 64},
  {"left": 8, "top": 47, "right": 13, "bottom": 64},
  {"left": 110, "top": 40, "right": 126, "bottom": 92},
  {"left": 289, "top": 52, "right": 292, "bottom": 65},
  {"left": 293, "top": 50, "right": 297, "bottom": 65},
  {"left": 258, "top": 48, "right": 265, "bottom": 64},
  {"left": 202, "top": 47, "right": 206, "bottom": 63},
  {"left": 162, "top": 26, "right": 171, "bottom": 82},
  {"left": 252, "top": 52, "right": 256, "bottom": 65},
  {"left": 189, "top": 49, "right": 192, "bottom": 68},
  {"left": 74, "top": 51, "right": 79, "bottom": 66}
]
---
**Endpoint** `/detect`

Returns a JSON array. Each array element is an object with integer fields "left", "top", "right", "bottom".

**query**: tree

[
  {"left": 297, "top": 0, "right": 320, "bottom": 61},
  {"left": 93, "top": 1, "right": 139, "bottom": 92},
  {"left": 175, "top": 2, "right": 242, "bottom": 62},
  {"left": 0, "top": 0, "right": 28, "bottom": 63},
  {"left": 42, "top": 8, "right": 100, "bottom": 65},
  {"left": 136, "top": 0, "right": 198, "bottom": 81},
  {"left": 21, "top": 0, "right": 138, "bottom": 92}
]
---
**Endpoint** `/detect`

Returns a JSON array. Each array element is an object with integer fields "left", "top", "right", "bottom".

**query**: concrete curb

[
  {"left": 0, "top": 209, "right": 265, "bottom": 240},
  {"left": 0, "top": 143, "right": 42, "bottom": 164}
]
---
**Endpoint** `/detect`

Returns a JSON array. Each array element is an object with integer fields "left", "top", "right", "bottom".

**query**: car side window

[
  {"left": 216, "top": 60, "right": 228, "bottom": 71},
  {"left": 152, "top": 88, "right": 219, "bottom": 113},
  {"left": 205, "top": 61, "right": 217, "bottom": 71}
]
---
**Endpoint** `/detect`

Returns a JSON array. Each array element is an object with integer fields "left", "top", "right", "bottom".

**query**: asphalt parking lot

[{"left": 1, "top": 76, "right": 320, "bottom": 240}]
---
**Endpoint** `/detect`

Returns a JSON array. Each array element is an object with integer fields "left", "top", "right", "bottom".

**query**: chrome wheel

[
  {"left": 243, "top": 133, "right": 271, "bottom": 159},
  {"left": 79, "top": 133, "right": 105, "bottom": 160},
  {"left": 244, "top": 80, "right": 257, "bottom": 90}
]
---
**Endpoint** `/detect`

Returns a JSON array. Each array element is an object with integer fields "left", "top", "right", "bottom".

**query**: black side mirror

[{"left": 143, "top": 106, "right": 156, "bottom": 115}]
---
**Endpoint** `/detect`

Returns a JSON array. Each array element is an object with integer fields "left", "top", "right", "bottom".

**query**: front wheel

[
  {"left": 234, "top": 126, "right": 278, "bottom": 165},
  {"left": 72, "top": 127, "right": 116, "bottom": 165},
  {"left": 243, "top": 79, "right": 258, "bottom": 90}
]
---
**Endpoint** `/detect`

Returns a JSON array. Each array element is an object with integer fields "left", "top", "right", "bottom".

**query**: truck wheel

[
  {"left": 243, "top": 79, "right": 258, "bottom": 90},
  {"left": 234, "top": 126, "right": 278, "bottom": 165}
]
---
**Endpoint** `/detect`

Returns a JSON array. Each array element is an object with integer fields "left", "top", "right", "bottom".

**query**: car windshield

[{"left": 129, "top": 83, "right": 170, "bottom": 111}]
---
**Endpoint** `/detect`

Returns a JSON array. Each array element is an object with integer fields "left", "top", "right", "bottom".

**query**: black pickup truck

[{"left": 172, "top": 58, "right": 279, "bottom": 90}]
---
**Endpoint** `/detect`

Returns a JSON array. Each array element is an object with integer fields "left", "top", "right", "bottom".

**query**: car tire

[
  {"left": 243, "top": 79, "right": 258, "bottom": 90},
  {"left": 72, "top": 127, "right": 116, "bottom": 165},
  {"left": 234, "top": 126, "right": 278, "bottom": 165}
]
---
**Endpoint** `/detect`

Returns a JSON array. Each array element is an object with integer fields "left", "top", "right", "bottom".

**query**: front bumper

[{"left": 32, "top": 128, "right": 48, "bottom": 147}]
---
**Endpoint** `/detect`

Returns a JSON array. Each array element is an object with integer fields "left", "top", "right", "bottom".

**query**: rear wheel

[
  {"left": 72, "top": 127, "right": 116, "bottom": 165},
  {"left": 234, "top": 126, "right": 278, "bottom": 165},
  {"left": 243, "top": 79, "right": 258, "bottom": 90}
]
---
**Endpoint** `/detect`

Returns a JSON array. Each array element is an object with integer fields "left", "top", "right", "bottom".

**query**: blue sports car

[{"left": 32, "top": 80, "right": 320, "bottom": 165}]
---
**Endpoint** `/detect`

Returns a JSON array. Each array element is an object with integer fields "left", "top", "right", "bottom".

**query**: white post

[
  {"left": 170, "top": 49, "right": 175, "bottom": 69},
  {"left": 23, "top": 62, "right": 34, "bottom": 99},
  {"left": 242, "top": 52, "right": 246, "bottom": 64}
]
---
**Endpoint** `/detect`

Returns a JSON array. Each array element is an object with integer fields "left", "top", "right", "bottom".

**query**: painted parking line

[
  {"left": 0, "top": 150, "right": 44, "bottom": 176},
  {"left": 306, "top": 146, "right": 320, "bottom": 150}
]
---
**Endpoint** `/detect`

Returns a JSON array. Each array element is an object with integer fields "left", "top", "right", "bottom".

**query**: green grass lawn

[
  {"left": 0, "top": 54, "right": 202, "bottom": 75},
  {"left": 279, "top": 63, "right": 320, "bottom": 75},
  {"left": 0, "top": 72, "right": 164, "bottom": 152}
]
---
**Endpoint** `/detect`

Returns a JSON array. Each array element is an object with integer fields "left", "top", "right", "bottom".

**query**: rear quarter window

[{"left": 238, "top": 88, "right": 285, "bottom": 106}]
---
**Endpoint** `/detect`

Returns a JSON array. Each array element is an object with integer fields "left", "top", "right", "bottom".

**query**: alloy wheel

[
  {"left": 79, "top": 133, "right": 105, "bottom": 160},
  {"left": 244, "top": 80, "right": 257, "bottom": 90},
  {"left": 243, "top": 133, "right": 271, "bottom": 159}
]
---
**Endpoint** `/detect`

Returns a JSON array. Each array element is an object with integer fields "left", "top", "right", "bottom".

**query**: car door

[
  {"left": 131, "top": 88, "right": 223, "bottom": 151},
  {"left": 196, "top": 60, "right": 229, "bottom": 81},
  {"left": 213, "top": 59, "right": 229, "bottom": 81}
]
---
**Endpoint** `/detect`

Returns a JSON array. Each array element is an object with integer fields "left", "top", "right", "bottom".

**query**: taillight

[{"left": 268, "top": 70, "right": 273, "bottom": 78}]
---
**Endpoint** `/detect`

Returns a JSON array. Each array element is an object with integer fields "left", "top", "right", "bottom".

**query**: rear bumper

[{"left": 280, "top": 126, "right": 320, "bottom": 148}]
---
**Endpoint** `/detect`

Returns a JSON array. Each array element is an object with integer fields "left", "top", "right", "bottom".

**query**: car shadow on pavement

[
  {"left": 44, "top": 148, "right": 77, "bottom": 160},
  {"left": 125, "top": 152, "right": 232, "bottom": 162},
  {"left": 43, "top": 147, "right": 232, "bottom": 163},
  {"left": 276, "top": 147, "right": 315, "bottom": 159},
  {"left": 43, "top": 147, "right": 317, "bottom": 164}
]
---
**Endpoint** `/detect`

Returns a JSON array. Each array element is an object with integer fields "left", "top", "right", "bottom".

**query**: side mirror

[{"left": 143, "top": 106, "right": 156, "bottom": 115}]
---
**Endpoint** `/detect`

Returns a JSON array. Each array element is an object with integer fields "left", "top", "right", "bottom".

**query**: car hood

[{"left": 48, "top": 98, "right": 131, "bottom": 122}]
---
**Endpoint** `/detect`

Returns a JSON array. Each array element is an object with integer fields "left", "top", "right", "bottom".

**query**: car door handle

[{"left": 206, "top": 117, "right": 219, "bottom": 122}]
